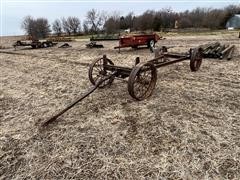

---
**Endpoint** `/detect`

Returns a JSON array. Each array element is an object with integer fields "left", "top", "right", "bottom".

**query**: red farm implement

[{"left": 114, "top": 33, "right": 162, "bottom": 51}]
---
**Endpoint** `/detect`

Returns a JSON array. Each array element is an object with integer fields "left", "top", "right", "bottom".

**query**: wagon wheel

[
  {"left": 190, "top": 48, "right": 203, "bottom": 71},
  {"left": 148, "top": 40, "right": 155, "bottom": 48},
  {"left": 89, "top": 57, "right": 115, "bottom": 88},
  {"left": 128, "top": 63, "right": 157, "bottom": 100}
]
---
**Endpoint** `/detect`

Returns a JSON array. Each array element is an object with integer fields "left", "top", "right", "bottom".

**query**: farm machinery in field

[
  {"left": 13, "top": 39, "right": 57, "bottom": 49},
  {"left": 42, "top": 47, "right": 203, "bottom": 126},
  {"left": 114, "top": 33, "right": 163, "bottom": 51},
  {"left": 86, "top": 41, "right": 104, "bottom": 48}
]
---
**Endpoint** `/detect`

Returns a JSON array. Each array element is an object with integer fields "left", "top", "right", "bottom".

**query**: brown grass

[{"left": 0, "top": 31, "right": 240, "bottom": 179}]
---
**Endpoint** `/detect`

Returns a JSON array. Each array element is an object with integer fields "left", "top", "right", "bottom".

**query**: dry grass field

[{"left": 0, "top": 32, "right": 240, "bottom": 179}]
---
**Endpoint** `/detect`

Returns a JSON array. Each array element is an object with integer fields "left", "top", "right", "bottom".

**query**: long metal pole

[{"left": 42, "top": 73, "right": 116, "bottom": 126}]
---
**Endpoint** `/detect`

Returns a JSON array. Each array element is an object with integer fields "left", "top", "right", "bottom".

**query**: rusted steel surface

[
  {"left": 190, "top": 48, "right": 203, "bottom": 71},
  {"left": 88, "top": 55, "right": 116, "bottom": 88},
  {"left": 91, "top": 48, "right": 202, "bottom": 100},
  {"left": 154, "top": 56, "right": 189, "bottom": 68},
  {"left": 42, "top": 48, "right": 203, "bottom": 126},
  {"left": 128, "top": 62, "right": 157, "bottom": 100}
]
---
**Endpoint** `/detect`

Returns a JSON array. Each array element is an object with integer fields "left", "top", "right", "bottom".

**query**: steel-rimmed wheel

[
  {"left": 148, "top": 39, "right": 155, "bottom": 48},
  {"left": 89, "top": 56, "right": 115, "bottom": 88},
  {"left": 128, "top": 62, "right": 157, "bottom": 100},
  {"left": 190, "top": 48, "right": 203, "bottom": 71}
]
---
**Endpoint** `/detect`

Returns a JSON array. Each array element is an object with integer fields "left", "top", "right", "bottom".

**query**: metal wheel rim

[
  {"left": 89, "top": 57, "right": 114, "bottom": 88},
  {"left": 190, "top": 48, "right": 202, "bottom": 71},
  {"left": 150, "top": 40, "right": 155, "bottom": 47},
  {"left": 128, "top": 63, "right": 157, "bottom": 100}
]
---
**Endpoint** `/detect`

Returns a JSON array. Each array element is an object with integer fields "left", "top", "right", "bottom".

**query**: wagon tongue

[{"left": 41, "top": 72, "right": 117, "bottom": 127}]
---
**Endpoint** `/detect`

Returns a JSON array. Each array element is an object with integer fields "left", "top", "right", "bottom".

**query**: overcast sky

[{"left": 1, "top": 0, "right": 239, "bottom": 36}]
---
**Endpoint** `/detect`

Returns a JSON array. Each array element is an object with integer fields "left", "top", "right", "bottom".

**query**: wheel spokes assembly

[
  {"left": 190, "top": 48, "right": 203, "bottom": 71},
  {"left": 88, "top": 55, "right": 115, "bottom": 88},
  {"left": 128, "top": 63, "right": 157, "bottom": 100}
]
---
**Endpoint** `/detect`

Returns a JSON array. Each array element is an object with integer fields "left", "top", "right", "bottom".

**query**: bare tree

[
  {"left": 119, "top": 12, "right": 134, "bottom": 30},
  {"left": 83, "top": 20, "right": 89, "bottom": 34},
  {"left": 138, "top": 10, "right": 155, "bottom": 31},
  {"left": 35, "top": 18, "right": 51, "bottom": 38},
  {"left": 104, "top": 11, "right": 120, "bottom": 34},
  {"left": 124, "top": 12, "right": 135, "bottom": 30},
  {"left": 67, "top": 16, "right": 81, "bottom": 35},
  {"left": 52, "top": 19, "right": 62, "bottom": 36},
  {"left": 152, "top": 12, "right": 161, "bottom": 31},
  {"left": 177, "top": 5, "right": 240, "bottom": 29},
  {"left": 21, "top": 16, "right": 35, "bottom": 38},
  {"left": 21, "top": 16, "right": 51, "bottom": 39},
  {"left": 62, "top": 17, "right": 71, "bottom": 35},
  {"left": 86, "top": 9, "right": 105, "bottom": 33}
]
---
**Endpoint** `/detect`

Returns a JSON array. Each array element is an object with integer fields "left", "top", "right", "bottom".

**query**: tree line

[
  {"left": 22, "top": 5, "right": 240, "bottom": 39},
  {"left": 105, "top": 5, "right": 240, "bottom": 33}
]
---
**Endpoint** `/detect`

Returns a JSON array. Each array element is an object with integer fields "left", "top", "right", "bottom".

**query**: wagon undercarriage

[{"left": 42, "top": 47, "right": 203, "bottom": 126}]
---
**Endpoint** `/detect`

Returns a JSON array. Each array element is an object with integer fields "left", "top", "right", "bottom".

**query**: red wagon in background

[{"left": 114, "top": 33, "right": 162, "bottom": 50}]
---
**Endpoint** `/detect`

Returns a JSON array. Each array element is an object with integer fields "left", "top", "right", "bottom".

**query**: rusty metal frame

[{"left": 42, "top": 48, "right": 202, "bottom": 126}]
